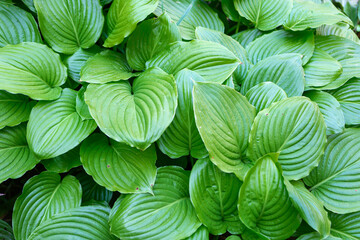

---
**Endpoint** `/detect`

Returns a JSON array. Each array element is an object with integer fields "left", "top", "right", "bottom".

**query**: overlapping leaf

[
  {"left": 186, "top": 226, "right": 209, "bottom": 240},
  {"left": 316, "top": 23, "right": 360, "bottom": 44},
  {"left": 85, "top": 67, "right": 177, "bottom": 150},
  {"left": 0, "top": 42, "right": 66, "bottom": 100},
  {"left": 248, "top": 97, "right": 327, "bottom": 180},
  {"left": 76, "top": 87, "right": 92, "bottom": 120},
  {"left": 232, "top": 29, "right": 264, "bottom": 48},
  {"left": 0, "top": 220, "right": 13, "bottom": 240},
  {"left": 27, "top": 88, "right": 97, "bottom": 159},
  {"left": 329, "top": 211, "right": 360, "bottom": 239},
  {"left": 77, "top": 172, "right": 113, "bottom": 203},
  {"left": 34, "top": 0, "right": 104, "bottom": 54},
  {"left": 41, "top": 146, "right": 81, "bottom": 173}
]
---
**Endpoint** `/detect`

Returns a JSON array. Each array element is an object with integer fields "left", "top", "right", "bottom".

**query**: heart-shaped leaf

[
  {"left": 85, "top": 67, "right": 177, "bottom": 150},
  {"left": 80, "top": 133, "right": 157, "bottom": 193},
  {"left": 12, "top": 172, "right": 82, "bottom": 240},
  {"left": 0, "top": 42, "right": 66, "bottom": 100},
  {"left": 126, "top": 13, "right": 181, "bottom": 71},
  {"left": 109, "top": 166, "right": 201, "bottom": 240},
  {"left": 238, "top": 154, "right": 301, "bottom": 239},
  {"left": 104, "top": 0, "right": 159, "bottom": 47},
  {"left": 158, "top": 69, "right": 208, "bottom": 159},
  {"left": 193, "top": 82, "right": 256, "bottom": 180},
  {"left": 233, "top": 0, "right": 293, "bottom": 31},
  {"left": 146, "top": 40, "right": 241, "bottom": 84},
  {"left": 27, "top": 88, "right": 97, "bottom": 159},
  {"left": 190, "top": 158, "right": 244, "bottom": 235},
  {"left": 0, "top": 3, "right": 42, "bottom": 47},
  {"left": 34, "top": 0, "right": 104, "bottom": 54},
  {"left": 305, "top": 128, "right": 360, "bottom": 214},
  {"left": 248, "top": 97, "right": 327, "bottom": 180}
]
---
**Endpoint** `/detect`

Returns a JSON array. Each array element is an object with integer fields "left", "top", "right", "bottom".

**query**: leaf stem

[{"left": 235, "top": 18, "right": 241, "bottom": 34}]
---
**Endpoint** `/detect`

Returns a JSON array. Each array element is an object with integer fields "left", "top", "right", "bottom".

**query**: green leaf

[
  {"left": 146, "top": 40, "right": 240, "bottom": 84},
  {"left": 76, "top": 172, "right": 113, "bottom": 203},
  {"left": 241, "top": 53, "right": 305, "bottom": 97},
  {"left": 0, "top": 91, "right": 35, "bottom": 129},
  {"left": 248, "top": 97, "right": 327, "bottom": 180},
  {"left": 245, "top": 82, "right": 287, "bottom": 113},
  {"left": 316, "top": 23, "right": 360, "bottom": 44},
  {"left": 297, "top": 232, "right": 341, "bottom": 240},
  {"left": 0, "top": 123, "right": 39, "bottom": 183},
  {"left": 284, "top": 0, "right": 353, "bottom": 31},
  {"left": 27, "top": 88, "right": 97, "bottom": 159},
  {"left": 0, "top": 42, "right": 66, "bottom": 100},
  {"left": 304, "top": 128, "right": 360, "bottom": 214},
  {"left": 80, "top": 50, "right": 135, "bottom": 84},
  {"left": 63, "top": 45, "right": 101, "bottom": 82},
  {"left": 226, "top": 236, "right": 241, "bottom": 240},
  {"left": 330, "top": 78, "right": 360, "bottom": 125},
  {"left": 109, "top": 166, "right": 202, "bottom": 240},
  {"left": 285, "top": 180, "right": 330, "bottom": 237},
  {"left": 304, "top": 90, "right": 345, "bottom": 135},
  {"left": 13, "top": 172, "right": 82, "bottom": 240},
  {"left": 232, "top": 29, "right": 264, "bottom": 48},
  {"left": 80, "top": 133, "right": 157, "bottom": 193},
  {"left": 241, "top": 228, "right": 269, "bottom": 240},
  {"left": 126, "top": 13, "right": 181, "bottom": 71},
  {"left": 0, "top": 3, "right": 41, "bottom": 47},
  {"left": 195, "top": 27, "right": 251, "bottom": 85},
  {"left": 304, "top": 47, "right": 343, "bottom": 89},
  {"left": 41, "top": 146, "right": 81, "bottom": 173},
  {"left": 85, "top": 67, "right": 177, "bottom": 150},
  {"left": 158, "top": 69, "right": 207, "bottom": 159},
  {"left": 22, "top": 0, "right": 36, "bottom": 12},
  {"left": 233, "top": 0, "right": 292, "bottom": 31},
  {"left": 76, "top": 87, "right": 93, "bottom": 120},
  {"left": 190, "top": 158, "right": 244, "bottom": 235},
  {"left": 314, "top": 35, "right": 360, "bottom": 89},
  {"left": 329, "top": 211, "right": 360, "bottom": 239},
  {"left": 34, "top": 0, "right": 104, "bottom": 54},
  {"left": 246, "top": 30, "right": 315, "bottom": 65},
  {"left": 193, "top": 82, "right": 256, "bottom": 180},
  {"left": 221, "top": 0, "right": 240, "bottom": 22},
  {"left": 104, "top": 0, "right": 159, "bottom": 47},
  {"left": 185, "top": 225, "right": 209, "bottom": 240},
  {"left": 238, "top": 154, "right": 301, "bottom": 240},
  {"left": 27, "top": 205, "right": 116, "bottom": 240},
  {"left": 154, "top": 0, "right": 224, "bottom": 40},
  {"left": 0, "top": 220, "right": 13, "bottom": 240}
]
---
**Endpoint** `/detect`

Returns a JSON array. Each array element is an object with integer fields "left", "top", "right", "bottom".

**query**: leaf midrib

[{"left": 38, "top": 182, "right": 62, "bottom": 224}]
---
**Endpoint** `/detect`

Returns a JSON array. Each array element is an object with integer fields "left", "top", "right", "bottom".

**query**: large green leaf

[
  {"left": 158, "top": 70, "right": 207, "bottom": 159},
  {"left": 85, "top": 67, "right": 177, "bottom": 150},
  {"left": 0, "top": 123, "right": 39, "bottom": 184},
  {"left": 190, "top": 158, "right": 244, "bottom": 235},
  {"left": 27, "top": 88, "right": 97, "bottom": 159},
  {"left": 193, "top": 82, "right": 256, "bottom": 180},
  {"left": 329, "top": 211, "right": 360, "bottom": 239},
  {"left": 0, "top": 3, "right": 41, "bottom": 47},
  {"left": 305, "top": 128, "right": 360, "bottom": 214},
  {"left": 232, "top": 29, "right": 264, "bottom": 48},
  {"left": 81, "top": 133, "right": 157, "bottom": 193},
  {"left": 109, "top": 166, "right": 201, "bottom": 240},
  {"left": 28, "top": 205, "right": 116, "bottom": 240},
  {"left": 238, "top": 154, "right": 301, "bottom": 240},
  {"left": 34, "top": 0, "right": 104, "bottom": 54},
  {"left": 285, "top": 180, "right": 330, "bottom": 237},
  {"left": 330, "top": 78, "right": 360, "bottom": 125},
  {"left": 245, "top": 82, "right": 287, "bottom": 113},
  {"left": 76, "top": 172, "right": 113, "bottom": 203},
  {"left": 233, "top": 0, "right": 292, "bottom": 31},
  {"left": 284, "top": 0, "right": 352, "bottom": 31},
  {"left": 316, "top": 23, "right": 360, "bottom": 44},
  {"left": 154, "top": 0, "right": 224, "bottom": 40},
  {"left": 246, "top": 30, "right": 314, "bottom": 65},
  {"left": 241, "top": 53, "right": 305, "bottom": 97},
  {"left": 104, "top": 0, "right": 159, "bottom": 47},
  {"left": 146, "top": 40, "right": 240, "bottom": 84},
  {"left": 80, "top": 50, "right": 135, "bottom": 84},
  {"left": 126, "top": 13, "right": 181, "bottom": 71},
  {"left": 185, "top": 225, "right": 209, "bottom": 240},
  {"left": 41, "top": 146, "right": 81, "bottom": 173},
  {"left": 314, "top": 35, "right": 360, "bottom": 89},
  {"left": 195, "top": 27, "right": 251, "bottom": 85},
  {"left": 304, "top": 90, "right": 345, "bottom": 135},
  {"left": 0, "top": 42, "right": 66, "bottom": 100},
  {"left": 304, "top": 47, "right": 343, "bottom": 89},
  {"left": 0, "top": 91, "right": 35, "bottom": 129},
  {"left": 0, "top": 220, "right": 13, "bottom": 240},
  {"left": 12, "top": 172, "right": 82, "bottom": 240},
  {"left": 248, "top": 97, "right": 327, "bottom": 180}
]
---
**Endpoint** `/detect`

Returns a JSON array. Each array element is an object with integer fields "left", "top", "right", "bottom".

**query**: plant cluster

[{"left": 0, "top": 0, "right": 360, "bottom": 240}]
